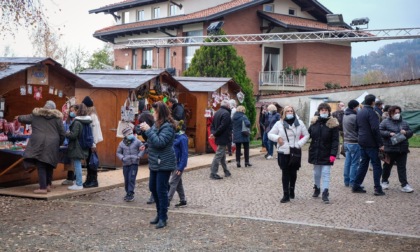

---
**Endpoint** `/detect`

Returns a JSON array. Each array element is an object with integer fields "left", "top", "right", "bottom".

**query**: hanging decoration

[
  {"left": 34, "top": 87, "right": 42, "bottom": 100},
  {"left": 237, "top": 91, "right": 245, "bottom": 104}
]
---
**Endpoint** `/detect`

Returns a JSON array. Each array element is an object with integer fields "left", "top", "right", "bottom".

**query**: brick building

[{"left": 90, "top": 0, "right": 352, "bottom": 94}]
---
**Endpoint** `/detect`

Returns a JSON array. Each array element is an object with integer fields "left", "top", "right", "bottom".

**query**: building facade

[{"left": 90, "top": 0, "right": 352, "bottom": 94}]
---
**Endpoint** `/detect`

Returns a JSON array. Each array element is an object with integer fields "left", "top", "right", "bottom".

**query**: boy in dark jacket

[
  {"left": 116, "top": 126, "right": 146, "bottom": 202},
  {"left": 168, "top": 120, "right": 189, "bottom": 207}
]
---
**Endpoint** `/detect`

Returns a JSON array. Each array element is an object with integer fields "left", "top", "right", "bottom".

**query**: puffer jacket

[
  {"left": 211, "top": 106, "right": 232, "bottom": 145},
  {"left": 174, "top": 133, "right": 189, "bottom": 171},
  {"left": 116, "top": 138, "right": 145, "bottom": 166},
  {"left": 343, "top": 108, "right": 358, "bottom": 143},
  {"left": 18, "top": 108, "right": 65, "bottom": 167},
  {"left": 264, "top": 111, "right": 280, "bottom": 133},
  {"left": 379, "top": 117, "right": 413, "bottom": 153},
  {"left": 308, "top": 116, "right": 339, "bottom": 165},
  {"left": 232, "top": 111, "right": 250, "bottom": 143},
  {"left": 268, "top": 118, "right": 309, "bottom": 155},
  {"left": 145, "top": 121, "right": 176, "bottom": 172},
  {"left": 66, "top": 116, "right": 92, "bottom": 160}
]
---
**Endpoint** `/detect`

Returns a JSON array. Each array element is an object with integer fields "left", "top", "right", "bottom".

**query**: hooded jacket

[
  {"left": 379, "top": 116, "right": 413, "bottom": 153},
  {"left": 308, "top": 116, "right": 340, "bottom": 165},
  {"left": 116, "top": 138, "right": 145, "bottom": 166},
  {"left": 18, "top": 107, "right": 66, "bottom": 167},
  {"left": 66, "top": 116, "right": 92, "bottom": 160}
]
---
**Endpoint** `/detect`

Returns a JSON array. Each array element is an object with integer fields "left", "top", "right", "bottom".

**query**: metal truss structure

[{"left": 115, "top": 28, "right": 420, "bottom": 49}]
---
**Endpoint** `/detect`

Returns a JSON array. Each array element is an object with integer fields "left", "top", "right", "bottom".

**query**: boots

[
  {"left": 312, "top": 185, "right": 320, "bottom": 198},
  {"left": 245, "top": 163, "right": 252, "bottom": 167},
  {"left": 290, "top": 187, "right": 295, "bottom": 199},
  {"left": 84, "top": 170, "right": 98, "bottom": 188},
  {"left": 82, "top": 174, "right": 91, "bottom": 187},
  {"left": 280, "top": 191, "right": 290, "bottom": 203},
  {"left": 236, "top": 161, "right": 241, "bottom": 168},
  {"left": 322, "top": 189, "right": 329, "bottom": 204}
]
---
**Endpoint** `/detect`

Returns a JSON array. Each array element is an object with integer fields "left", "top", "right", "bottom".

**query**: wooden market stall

[
  {"left": 76, "top": 69, "right": 189, "bottom": 168},
  {"left": 0, "top": 57, "right": 92, "bottom": 187},
  {"left": 174, "top": 77, "right": 241, "bottom": 153}
]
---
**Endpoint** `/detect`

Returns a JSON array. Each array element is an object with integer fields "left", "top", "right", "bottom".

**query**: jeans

[
  {"left": 210, "top": 145, "right": 229, "bottom": 175},
  {"left": 149, "top": 170, "right": 172, "bottom": 221},
  {"left": 123, "top": 164, "right": 139, "bottom": 195},
  {"left": 263, "top": 133, "right": 274, "bottom": 156},
  {"left": 235, "top": 142, "right": 250, "bottom": 164},
  {"left": 168, "top": 170, "right": 185, "bottom": 202},
  {"left": 313, "top": 165, "right": 331, "bottom": 191},
  {"left": 343, "top": 143, "right": 360, "bottom": 186},
  {"left": 73, "top": 159, "right": 83, "bottom": 186},
  {"left": 354, "top": 147, "right": 382, "bottom": 189},
  {"left": 381, "top": 152, "right": 408, "bottom": 187}
]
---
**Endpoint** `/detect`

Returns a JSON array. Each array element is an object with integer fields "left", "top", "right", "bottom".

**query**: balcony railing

[{"left": 259, "top": 71, "right": 306, "bottom": 91}]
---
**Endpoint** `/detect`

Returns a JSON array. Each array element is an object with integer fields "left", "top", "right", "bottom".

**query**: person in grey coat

[
  {"left": 232, "top": 105, "right": 251, "bottom": 167},
  {"left": 140, "top": 101, "right": 176, "bottom": 229},
  {"left": 116, "top": 126, "right": 146, "bottom": 202},
  {"left": 17, "top": 100, "right": 66, "bottom": 194},
  {"left": 342, "top": 100, "right": 360, "bottom": 187},
  {"left": 379, "top": 105, "right": 414, "bottom": 193}
]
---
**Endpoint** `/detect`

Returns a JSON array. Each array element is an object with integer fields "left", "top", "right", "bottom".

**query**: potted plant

[
  {"left": 284, "top": 66, "right": 293, "bottom": 75},
  {"left": 293, "top": 68, "right": 300, "bottom": 75},
  {"left": 300, "top": 67, "right": 307, "bottom": 76}
]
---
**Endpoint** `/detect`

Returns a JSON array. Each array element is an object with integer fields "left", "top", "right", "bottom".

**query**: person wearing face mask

[
  {"left": 379, "top": 106, "right": 414, "bottom": 193},
  {"left": 352, "top": 94, "right": 385, "bottom": 196},
  {"left": 263, "top": 104, "right": 280, "bottom": 160},
  {"left": 342, "top": 100, "right": 360, "bottom": 187},
  {"left": 61, "top": 104, "right": 79, "bottom": 185},
  {"left": 332, "top": 102, "right": 345, "bottom": 159},
  {"left": 268, "top": 106, "right": 309, "bottom": 203},
  {"left": 116, "top": 126, "right": 146, "bottom": 202},
  {"left": 308, "top": 103, "right": 339, "bottom": 204}
]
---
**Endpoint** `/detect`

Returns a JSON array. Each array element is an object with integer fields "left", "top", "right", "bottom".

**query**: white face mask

[
  {"left": 320, "top": 113, "right": 328, "bottom": 118},
  {"left": 392, "top": 114, "right": 401, "bottom": 120}
]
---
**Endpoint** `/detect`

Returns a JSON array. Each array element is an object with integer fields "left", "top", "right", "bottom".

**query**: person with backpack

[
  {"left": 81, "top": 96, "right": 103, "bottom": 188},
  {"left": 65, "top": 103, "right": 92, "bottom": 190}
]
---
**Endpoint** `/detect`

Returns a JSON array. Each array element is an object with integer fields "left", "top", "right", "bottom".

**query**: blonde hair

[
  {"left": 281, "top": 105, "right": 295, "bottom": 120},
  {"left": 267, "top": 104, "right": 277, "bottom": 112},
  {"left": 236, "top": 105, "right": 246, "bottom": 113}
]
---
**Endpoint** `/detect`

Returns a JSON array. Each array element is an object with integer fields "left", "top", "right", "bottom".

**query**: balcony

[{"left": 259, "top": 71, "right": 306, "bottom": 91}]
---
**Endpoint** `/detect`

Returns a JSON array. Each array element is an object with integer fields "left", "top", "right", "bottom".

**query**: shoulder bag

[
  {"left": 284, "top": 126, "right": 302, "bottom": 169},
  {"left": 241, "top": 118, "right": 250, "bottom": 136}
]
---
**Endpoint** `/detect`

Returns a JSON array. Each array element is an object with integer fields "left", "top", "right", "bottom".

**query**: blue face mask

[
  {"left": 69, "top": 112, "right": 76, "bottom": 118},
  {"left": 320, "top": 113, "right": 328, "bottom": 118},
  {"left": 286, "top": 114, "right": 294, "bottom": 120},
  {"left": 126, "top": 135, "right": 135, "bottom": 140}
]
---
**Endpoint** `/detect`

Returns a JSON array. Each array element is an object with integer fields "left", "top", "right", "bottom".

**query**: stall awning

[
  {"left": 78, "top": 69, "right": 167, "bottom": 89},
  {"left": 174, "top": 77, "right": 240, "bottom": 92}
]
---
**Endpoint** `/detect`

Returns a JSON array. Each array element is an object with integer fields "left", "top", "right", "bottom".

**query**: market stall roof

[
  {"left": 174, "top": 77, "right": 241, "bottom": 93},
  {"left": 0, "top": 57, "right": 92, "bottom": 88},
  {"left": 78, "top": 69, "right": 188, "bottom": 91}
]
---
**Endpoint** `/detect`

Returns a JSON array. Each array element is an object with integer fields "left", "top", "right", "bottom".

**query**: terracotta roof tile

[
  {"left": 95, "top": 0, "right": 257, "bottom": 35},
  {"left": 262, "top": 12, "right": 345, "bottom": 31}
]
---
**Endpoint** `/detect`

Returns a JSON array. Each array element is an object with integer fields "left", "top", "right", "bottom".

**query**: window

[
  {"left": 142, "top": 48, "right": 153, "bottom": 68},
  {"left": 122, "top": 11, "right": 130, "bottom": 24},
  {"left": 288, "top": 8, "right": 296, "bottom": 16},
  {"left": 153, "top": 7, "right": 160, "bottom": 19},
  {"left": 184, "top": 30, "right": 203, "bottom": 69},
  {"left": 137, "top": 10, "right": 145, "bottom": 21},
  {"left": 263, "top": 47, "right": 280, "bottom": 72},
  {"left": 132, "top": 49, "right": 137, "bottom": 70},
  {"left": 263, "top": 4, "right": 274, "bottom": 12},
  {"left": 169, "top": 4, "right": 178, "bottom": 16}
]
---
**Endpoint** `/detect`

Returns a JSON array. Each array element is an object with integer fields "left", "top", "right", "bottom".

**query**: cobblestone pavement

[{"left": 1, "top": 148, "right": 420, "bottom": 251}]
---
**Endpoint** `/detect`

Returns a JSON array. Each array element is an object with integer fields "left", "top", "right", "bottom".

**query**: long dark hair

[{"left": 152, "top": 101, "right": 176, "bottom": 129}]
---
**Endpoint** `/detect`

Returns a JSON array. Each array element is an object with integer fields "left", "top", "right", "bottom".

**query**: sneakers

[
  {"left": 401, "top": 184, "right": 414, "bottom": 193},
  {"left": 352, "top": 186, "right": 367, "bottom": 193},
  {"left": 61, "top": 179, "right": 74, "bottom": 185},
  {"left": 210, "top": 174, "right": 223, "bottom": 180},
  {"left": 175, "top": 200, "right": 187, "bottom": 207},
  {"left": 381, "top": 181, "right": 390, "bottom": 190},
  {"left": 322, "top": 189, "right": 329, "bottom": 204},
  {"left": 312, "top": 185, "right": 320, "bottom": 197},
  {"left": 374, "top": 188, "right": 385, "bottom": 196},
  {"left": 266, "top": 155, "right": 273, "bottom": 160},
  {"left": 68, "top": 184, "right": 83, "bottom": 190},
  {"left": 125, "top": 194, "right": 135, "bottom": 202}
]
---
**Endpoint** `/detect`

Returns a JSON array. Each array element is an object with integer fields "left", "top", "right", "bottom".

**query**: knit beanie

[
  {"left": 82, "top": 96, "right": 94, "bottom": 107},
  {"left": 44, "top": 100, "right": 56, "bottom": 109},
  {"left": 122, "top": 127, "right": 133, "bottom": 137},
  {"left": 348, "top": 100, "right": 360, "bottom": 109}
]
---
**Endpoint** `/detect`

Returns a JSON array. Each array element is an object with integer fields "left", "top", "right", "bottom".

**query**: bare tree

[
  {"left": 71, "top": 45, "right": 89, "bottom": 74},
  {"left": 31, "top": 24, "right": 63, "bottom": 60}
]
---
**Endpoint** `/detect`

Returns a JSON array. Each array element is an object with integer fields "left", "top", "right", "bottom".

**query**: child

[
  {"left": 116, "top": 126, "right": 146, "bottom": 202},
  {"left": 168, "top": 120, "right": 189, "bottom": 207}
]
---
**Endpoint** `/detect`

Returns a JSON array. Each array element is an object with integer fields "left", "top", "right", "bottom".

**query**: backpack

[{"left": 79, "top": 123, "right": 94, "bottom": 149}]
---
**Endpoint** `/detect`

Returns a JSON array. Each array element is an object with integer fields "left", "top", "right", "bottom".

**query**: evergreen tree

[{"left": 183, "top": 30, "right": 256, "bottom": 134}]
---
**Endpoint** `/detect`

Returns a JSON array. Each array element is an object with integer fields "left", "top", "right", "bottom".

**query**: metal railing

[{"left": 259, "top": 71, "right": 306, "bottom": 88}]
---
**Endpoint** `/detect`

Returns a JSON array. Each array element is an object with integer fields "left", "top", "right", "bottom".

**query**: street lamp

[
  {"left": 207, "top": 21, "right": 224, "bottom": 35},
  {"left": 350, "top": 17, "right": 370, "bottom": 29},
  {"left": 326, "top": 14, "right": 345, "bottom": 27}
]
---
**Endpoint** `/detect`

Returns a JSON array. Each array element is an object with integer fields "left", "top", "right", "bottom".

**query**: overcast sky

[{"left": 1, "top": 0, "right": 419, "bottom": 58}]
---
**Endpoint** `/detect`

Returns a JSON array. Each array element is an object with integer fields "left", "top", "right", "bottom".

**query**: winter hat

[
  {"left": 122, "top": 127, "right": 133, "bottom": 137},
  {"left": 348, "top": 100, "right": 360, "bottom": 109},
  {"left": 82, "top": 96, "right": 94, "bottom": 107},
  {"left": 44, "top": 100, "right": 56, "bottom": 109}
]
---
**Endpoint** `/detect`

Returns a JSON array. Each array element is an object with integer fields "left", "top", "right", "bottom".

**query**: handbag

[
  {"left": 89, "top": 151, "right": 100, "bottom": 170},
  {"left": 284, "top": 126, "right": 302, "bottom": 169},
  {"left": 116, "top": 121, "right": 134, "bottom": 138},
  {"left": 378, "top": 150, "right": 391, "bottom": 164},
  {"left": 390, "top": 132, "right": 406, "bottom": 145},
  {"left": 130, "top": 90, "right": 139, "bottom": 114},
  {"left": 121, "top": 97, "right": 135, "bottom": 122},
  {"left": 241, "top": 119, "right": 250, "bottom": 136}
]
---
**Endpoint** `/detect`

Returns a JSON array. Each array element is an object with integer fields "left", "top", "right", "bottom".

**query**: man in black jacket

[
  {"left": 168, "top": 98, "right": 186, "bottom": 130},
  {"left": 352, "top": 94, "right": 385, "bottom": 196},
  {"left": 209, "top": 100, "right": 232, "bottom": 179}
]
